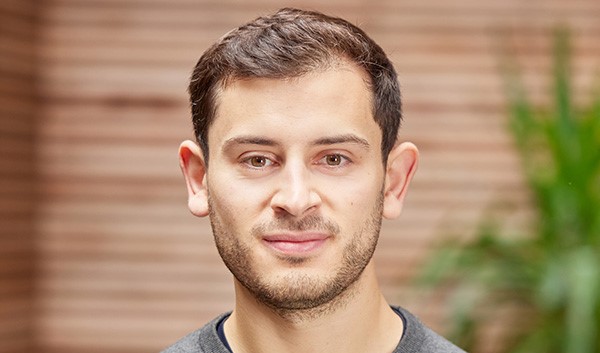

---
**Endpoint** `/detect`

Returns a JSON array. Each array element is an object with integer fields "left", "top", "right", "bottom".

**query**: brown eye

[
  {"left": 249, "top": 156, "right": 268, "bottom": 167},
  {"left": 325, "top": 154, "right": 342, "bottom": 166}
]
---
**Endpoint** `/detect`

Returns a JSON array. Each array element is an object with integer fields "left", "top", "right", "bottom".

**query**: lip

[{"left": 262, "top": 232, "right": 330, "bottom": 255}]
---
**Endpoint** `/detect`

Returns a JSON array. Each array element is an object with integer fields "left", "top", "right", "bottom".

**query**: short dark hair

[{"left": 188, "top": 8, "right": 401, "bottom": 164}]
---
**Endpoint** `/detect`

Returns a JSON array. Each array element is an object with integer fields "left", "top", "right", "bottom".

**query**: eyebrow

[
  {"left": 221, "top": 136, "right": 278, "bottom": 154},
  {"left": 223, "top": 136, "right": 277, "bottom": 147},
  {"left": 313, "top": 134, "right": 371, "bottom": 150},
  {"left": 221, "top": 133, "right": 371, "bottom": 152}
]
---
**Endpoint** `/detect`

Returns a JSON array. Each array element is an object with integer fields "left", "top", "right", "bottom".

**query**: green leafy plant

[{"left": 422, "top": 29, "right": 600, "bottom": 353}]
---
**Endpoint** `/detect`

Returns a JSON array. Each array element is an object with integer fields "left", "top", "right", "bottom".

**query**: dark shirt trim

[
  {"left": 159, "top": 306, "right": 466, "bottom": 353},
  {"left": 216, "top": 314, "right": 232, "bottom": 352},
  {"left": 215, "top": 307, "right": 408, "bottom": 352}
]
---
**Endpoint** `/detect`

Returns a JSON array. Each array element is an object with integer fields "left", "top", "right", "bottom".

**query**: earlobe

[
  {"left": 382, "top": 142, "right": 419, "bottom": 220},
  {"left": 179, "top": 140, "right": 210, "bottom": 217}
]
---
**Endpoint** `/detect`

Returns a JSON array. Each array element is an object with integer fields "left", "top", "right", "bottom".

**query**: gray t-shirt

[{"left": 161, "top": 306, "right": 466, "bottom": 353}]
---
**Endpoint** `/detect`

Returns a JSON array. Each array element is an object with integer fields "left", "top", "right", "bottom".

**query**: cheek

[
  {"left": 322, "top": 179, "right": 383, "bottom": 232},
  {"left": 207, "top": 175, "right": 268, "bottom": 222},
  {"left": 324, "top": 174, "right": 383, "bottom": 205}
]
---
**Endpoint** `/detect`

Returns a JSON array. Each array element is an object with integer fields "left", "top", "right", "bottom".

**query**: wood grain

[{"left": 0, "top": 1, "right": 37, "bottom": 353}]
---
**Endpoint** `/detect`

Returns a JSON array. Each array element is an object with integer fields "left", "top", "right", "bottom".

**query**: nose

[{"left": 270, "top": 162, "right": 321, "bottom": 217}]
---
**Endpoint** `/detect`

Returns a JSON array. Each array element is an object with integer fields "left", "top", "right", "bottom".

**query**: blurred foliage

[{"left": 421, "top": 29, "right": 600, "bottom": 353}]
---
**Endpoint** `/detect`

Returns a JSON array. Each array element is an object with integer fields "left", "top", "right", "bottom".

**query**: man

[{"left": 163, "top": 7, "right": 465, "bottom": 353}]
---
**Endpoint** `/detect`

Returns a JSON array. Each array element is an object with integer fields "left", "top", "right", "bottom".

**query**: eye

[
  {"left": 243, "top": 155, "right": 274, "bottom": 168},
  {"left": 317, "top": 153, "right": 350, "bottom": 168},
  {"left": 324, "top": 154, "right": 343, "bottom": 166}
]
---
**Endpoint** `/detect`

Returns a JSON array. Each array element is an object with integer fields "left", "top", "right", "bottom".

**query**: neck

[{"left": 224, "top": 261, "right": 403, "bottom": 353}]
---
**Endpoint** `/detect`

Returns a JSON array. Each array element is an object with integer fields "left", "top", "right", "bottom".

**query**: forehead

[{"left": 208, "top": 63, "right": 381, "bottom": 151}]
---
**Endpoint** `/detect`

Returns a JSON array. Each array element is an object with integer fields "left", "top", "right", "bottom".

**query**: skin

[{"left": 179, "top": 62, "right": 419, "bottom": 353}]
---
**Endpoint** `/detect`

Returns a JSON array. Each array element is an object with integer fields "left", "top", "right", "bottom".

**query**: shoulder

[
  {"left": 393, "top": 306, "right": 467, "bottom": 353},
  {"left": 160, "top": 313, "right": 231, "bottom": 353}
]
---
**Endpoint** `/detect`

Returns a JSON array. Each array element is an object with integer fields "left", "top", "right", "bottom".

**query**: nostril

[{"left": 270, "top": 188, "right": 321, "bottom": 218}]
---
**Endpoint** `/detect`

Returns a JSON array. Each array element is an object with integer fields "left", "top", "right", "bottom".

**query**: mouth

[{"left": 262, "top": 232, "right": 330, "bottom": 255}]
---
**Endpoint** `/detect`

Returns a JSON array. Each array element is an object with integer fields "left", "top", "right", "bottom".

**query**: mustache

[{"left": 251, "top": 214, "right": 340, "bottom": 236}]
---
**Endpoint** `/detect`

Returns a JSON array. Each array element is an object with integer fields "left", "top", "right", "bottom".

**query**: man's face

[{"left": 204, "top": 64, "right": 387, "bottom": 311}]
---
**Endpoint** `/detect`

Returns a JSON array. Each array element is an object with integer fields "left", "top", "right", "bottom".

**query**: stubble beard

[{"left": 208, "top": 193, "right": 384, "bottom": 321}]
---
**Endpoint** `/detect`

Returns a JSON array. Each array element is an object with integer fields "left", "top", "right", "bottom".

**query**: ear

[
  {"left": 382, "top": 142, "right": 419, "bottom": 219},
  {"left": 179, "top": 140, "right": 209, "bottom": 217}
]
